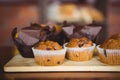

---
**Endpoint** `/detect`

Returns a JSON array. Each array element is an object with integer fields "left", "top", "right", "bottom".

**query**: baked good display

[
  {"left": 97, "top": 33, "right": 120, "bottom": 65},
  {"left": 64, "top": 37, "right": 96, "bottom": 61},
  {"left": 32, "top": 40, "right": 66, "bottom": 66}
]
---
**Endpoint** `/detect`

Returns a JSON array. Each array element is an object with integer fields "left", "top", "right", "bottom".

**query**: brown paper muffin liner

[
  {"left": 64, "top": 43, "right": 96, "bottom": 61},
  {"left": 32, "top": 48, "right": 66, "bottom": 66},
  {"left": 97, "top": 45, "right": 120, "bottom": 65},
  {"left": 11, "top": 28, "right": 34, "bottom": 58}
]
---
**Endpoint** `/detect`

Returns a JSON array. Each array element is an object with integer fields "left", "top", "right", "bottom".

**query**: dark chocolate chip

[
  {"left": 46, "top": 48, "right": 51, "bottom": 50},
  {"left": 104, "top": 49, "right": 107, "bottom": 57},
  {"left": 75, "top": 54, "right": 79, "bottom": 57},
  {"left": 79, "top": 44, "right": 84, "bottom": 47},
  {"left": 47, "top": 59, "right": 50, "bottom": 62},
  {"left": 79, "top": 40, "right": 83, "bottom": 42},
  {"left": 53, "top": 48, "right": 56, "bottom": 50},
  {"left": 57, "top": 61, "right": 60, "bottom": 64}
]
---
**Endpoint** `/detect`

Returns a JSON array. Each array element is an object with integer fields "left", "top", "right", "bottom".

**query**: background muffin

[
  {"left": 32, "top": 40, "right": 66, "bottom": 66},
  {"left": 64, "top": 37, "right": 95, "bottom": 61}
]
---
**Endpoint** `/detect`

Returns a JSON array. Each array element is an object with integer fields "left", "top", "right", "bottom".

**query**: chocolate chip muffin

[
  {"left": 32, "top": 40, "right": 66, "bottom": 66},
  {"left": 97, "top": 33, "right": 120, "bottom": 65},
  {"left": 64, "top": 37, "right": 95, "bottom": 61}
]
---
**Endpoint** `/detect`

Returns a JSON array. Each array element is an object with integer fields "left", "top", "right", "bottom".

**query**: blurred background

[
  {"left": 0, "top": 0, "right": 120, "bottom": 47},
  {"left": 0, "top": 0, "right": 120, "bottom": 74}
]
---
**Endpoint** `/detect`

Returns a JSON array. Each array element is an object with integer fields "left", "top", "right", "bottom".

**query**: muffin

[
  {"left": 32, "top": 40, "right": 66, "bottom": 66},
  {"left": 64, "top": 37, "right": 96, "bottom": 61},
  {"left": 11, "top": 23, "right": 49, "bottom": 58},
  {"left": 97, "top": 34, "right": 120, "bottom": 65},
  {"left": 47, "top": 3, "right": 104, "bottom": 24},
  {"left": 11, "top": 23, "right": 64, "bottom": 58},
  {"left": 47, "top": 3, "right": 81, "bottom": 23}
]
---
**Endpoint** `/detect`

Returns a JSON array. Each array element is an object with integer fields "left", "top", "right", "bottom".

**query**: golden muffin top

[
  {"left": 35, "top": 40, "right": 62, "bottom": 50},
  {"left": 67, "top": 37, "right": 93, "bottom": 48},
  {"left": 100, "top": 34, "right": 120, "bottom": 49}
]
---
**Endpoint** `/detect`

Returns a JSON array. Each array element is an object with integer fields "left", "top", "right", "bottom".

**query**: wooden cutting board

[{"left": 4, "top": 54, "right": 120, "bottom": 72}]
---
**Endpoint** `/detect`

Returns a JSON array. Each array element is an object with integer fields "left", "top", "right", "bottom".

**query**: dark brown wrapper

[
  {"left": 11, "top": 23, "right": 64, "bottom": 58},
  {"left": 12, "top": 27, "right": 34, "bottom": 58},
  {"left": 62, "top": 22, "right": 102, "bottom": 44}
]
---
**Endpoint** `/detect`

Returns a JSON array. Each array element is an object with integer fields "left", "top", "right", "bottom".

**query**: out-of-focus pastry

[
  {"left": 86, "top": 7, "right": 104, "bottom": 22},
  {"left": 47, "top": 3, "right": 81, "bottom": 23},
  {"left": 47, "top": 2, "right": 104, "bottom": 24}
]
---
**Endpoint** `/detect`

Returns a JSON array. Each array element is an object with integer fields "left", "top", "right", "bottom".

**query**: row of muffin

[
  {"left": 32, "top": 35, "right": 120, "bottom": 66},
  {"left": 11, "top": 22, "right": 102, "bottom": 58},
  {"left": 11, "top": 23, "right": 120, "bottom": 65}
]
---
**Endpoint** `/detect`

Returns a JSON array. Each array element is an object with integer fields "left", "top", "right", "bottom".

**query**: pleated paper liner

[
  {"left": 97, "top": 45, "right": 120, "bottom": 65},
  {"left": 64, "top": 43, "right": 96, "bottom": 61},
  {"left": 32, "top": 48, "right": 66, "bottom": 66}
]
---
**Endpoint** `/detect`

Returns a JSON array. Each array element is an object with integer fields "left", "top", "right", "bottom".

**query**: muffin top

[
  {"left": 109, "top": 33, "right": 120, "bottom": 39},
  {"left": 100, "top": 34, "right": 120, "bottom": 49},
  {"left": 35, "top": 40, "right": 63, "bottom": 50},
  {"left": 66, "top": 37, "right": 93, "bottom": 48}
]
